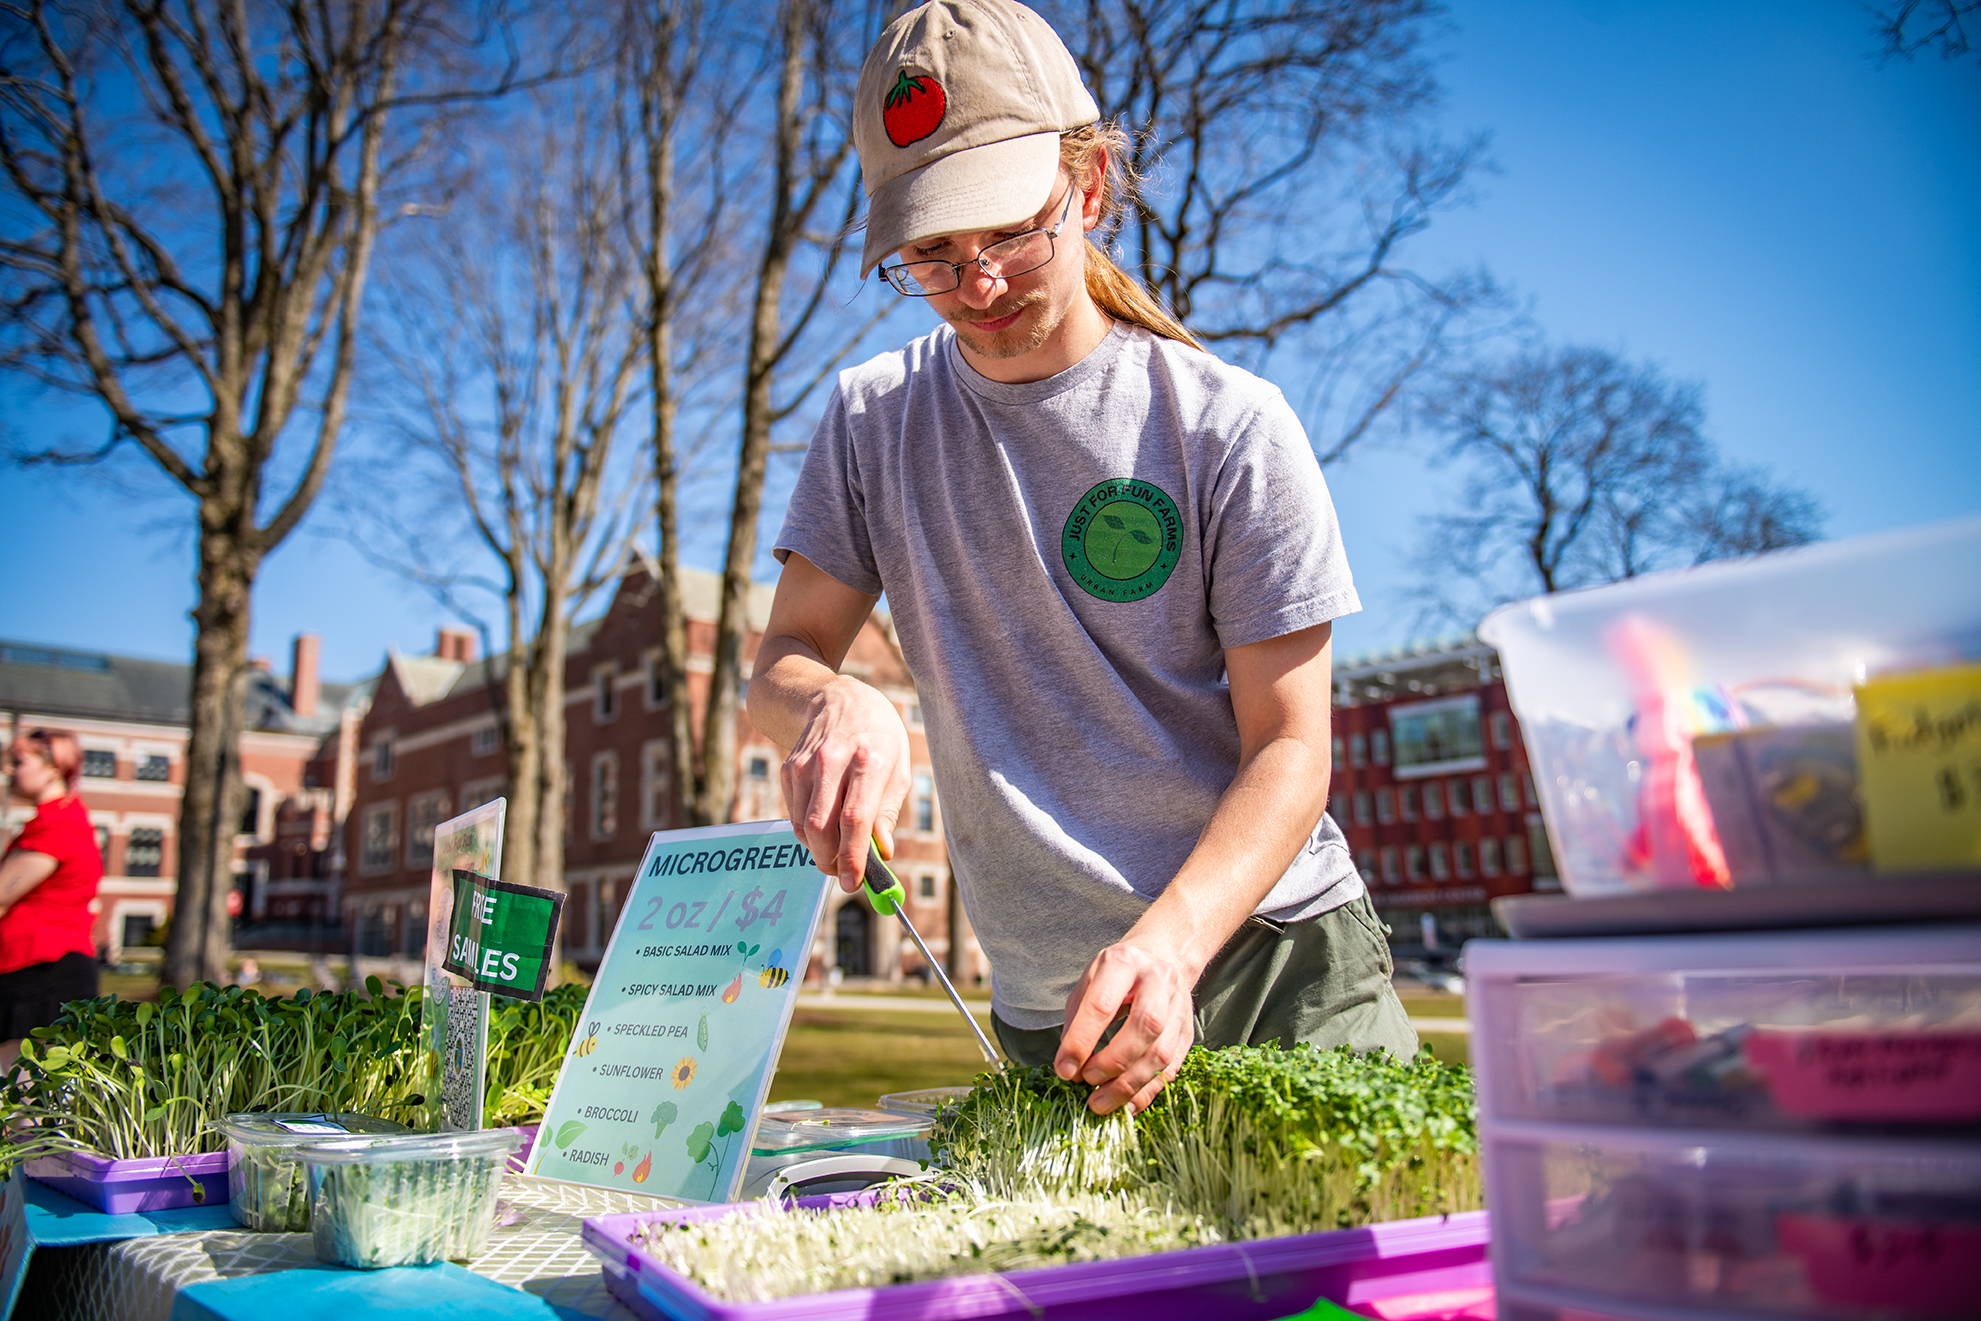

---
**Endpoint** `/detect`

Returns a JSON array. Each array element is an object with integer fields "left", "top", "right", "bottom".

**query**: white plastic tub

[{"left": 1477, "top": 516, "right": 1981, "bottom": 896}]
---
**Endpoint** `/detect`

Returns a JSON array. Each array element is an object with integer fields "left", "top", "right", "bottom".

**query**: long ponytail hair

[{"left": 1061, "top": 124, "right": 1203, "bottom": 352}]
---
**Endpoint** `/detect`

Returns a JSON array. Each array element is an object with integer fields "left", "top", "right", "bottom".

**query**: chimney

[
  {"left": 292, "top": 633, "right": 321, "bottom": 718},
  {"left": 251, "top": 656, "right": 273, "bottom": 672},
  {"left": 435, "top": 627, "right": 477, "bottom": 663}
]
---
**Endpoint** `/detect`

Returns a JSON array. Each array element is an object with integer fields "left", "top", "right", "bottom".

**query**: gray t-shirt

[{"left": 775, "top": 322, "right": 1365, "bottom": 1028}]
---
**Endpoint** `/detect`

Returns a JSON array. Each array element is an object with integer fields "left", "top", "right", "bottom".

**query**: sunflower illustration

[{"left": 670, "top": 1056, "right": 698, "bottom": 1091}]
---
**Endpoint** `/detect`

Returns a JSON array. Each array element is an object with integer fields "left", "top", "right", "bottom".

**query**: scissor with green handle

[{"left": 863, "top": 837, "right": 1000, "bottom": 1064}]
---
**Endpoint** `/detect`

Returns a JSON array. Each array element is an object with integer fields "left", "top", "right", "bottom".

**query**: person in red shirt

[{"left": 1, "top": 728, "right": 103, "bottom": 1071}]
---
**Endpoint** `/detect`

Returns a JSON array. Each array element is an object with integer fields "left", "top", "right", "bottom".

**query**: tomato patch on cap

[{"left": 882, "top": 69, "right": 946, "bottom": 147}]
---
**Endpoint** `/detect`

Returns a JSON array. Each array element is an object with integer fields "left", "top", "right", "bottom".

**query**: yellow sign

[{"left": 1856, "top": 662, "right": 1981, "bottom": 872}]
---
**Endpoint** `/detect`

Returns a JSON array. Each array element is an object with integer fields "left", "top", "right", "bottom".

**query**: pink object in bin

[
  {"left": 582, "top": 1197, "right": 1491, "bottom": 1321},
  {"left": 1745, "top": 1030, "right": 1981, "bottom": 1121},
  {"left": 1349, "top": 1285, "right": 1496, "bottom": 1319},
  {"left": 1777, "top": 1212, "right": 1981, "bottom": 1316},
  {"left": 24, "top": 1148, "right": 231, "bottom": 1213}
]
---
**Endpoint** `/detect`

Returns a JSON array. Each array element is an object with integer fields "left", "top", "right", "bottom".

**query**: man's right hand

[
  {"left": 744, "top": 553, "right": 908, "bottom": 893},
  {"left": 781, "top": 675, "right": 912, "bottom": 893}
]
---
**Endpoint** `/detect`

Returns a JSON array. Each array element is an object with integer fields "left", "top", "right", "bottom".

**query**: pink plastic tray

[
  {"left": 24, "top": 1148, "right": 230, "bottom": 1213},
  {"left": 583, "top": 1197, "right": 1491, "bottom": 1321}
]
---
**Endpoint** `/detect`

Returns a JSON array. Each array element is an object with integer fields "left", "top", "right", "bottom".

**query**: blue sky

[{"left": 3, "top": 0, "right": 1977, "bottom": 683}]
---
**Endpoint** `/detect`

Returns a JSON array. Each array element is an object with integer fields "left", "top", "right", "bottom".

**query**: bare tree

[
  {"left": 1411, "top": 345, "right": 1824, "bottom": 627},
  {"left": 1042, "top": 0, "right": 1501, "bottom": 463},
  {"left": 360, "top": 82, "right": 650, "bottom": 972},
  {"left": 0, "top": 0, "right": 529, "bottom": 986},
  {"left": 1869, "top": 1, "right": 1978, "bottom": 62},
  {"left": 672, "top": 0, "right": 893, "bottom": 828}
]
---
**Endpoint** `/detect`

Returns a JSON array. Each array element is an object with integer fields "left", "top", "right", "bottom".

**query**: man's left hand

[{"left": 1054, "top": 939, "right": 1197, "bottom": 1115}]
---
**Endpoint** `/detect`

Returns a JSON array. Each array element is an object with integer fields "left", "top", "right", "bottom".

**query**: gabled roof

[
  {"left": 386, "top": 652, "right": 468, "bottom": 706},
  {"left": 0, "top": 639, "right": 356, "bottom": 736}
]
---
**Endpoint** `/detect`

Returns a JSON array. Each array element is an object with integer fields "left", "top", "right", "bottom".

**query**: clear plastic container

[
  {"left": 1476, "top": 516, "right": 1981, "bottom": 896},
  {"left": 301, "top": 1127, "right": 521, "bottom": 1267},
  {"left": 220, "top": 1112, "right": 411, "bottom": 1231},
  {"left": 1466, "top": 928, "right": 1981, "bottom": 1133},
  {"left": 747, "top": 1107, "right": 932, "bottom": 1154},
  {"left": 1487, "top": 1125, "right": 1981, "bottom": 1319},
  {"left": 875, "top": 1087, "right": 973, "bottom": 1119}
]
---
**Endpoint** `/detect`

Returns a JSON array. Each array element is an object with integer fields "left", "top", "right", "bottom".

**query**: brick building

[
  {"left": 1328, "top": 635, "right": 1559, "bottom": 956},
  {"left": 340, "top": 559, "right": 985, "bottom": 987},
  {"left": 0, "top": 635, "right": 360, "bottom": 959}
]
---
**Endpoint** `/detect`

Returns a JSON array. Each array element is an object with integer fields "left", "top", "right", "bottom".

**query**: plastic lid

[
  {"left": 749, "top": 1107, "right": 931, "bottom": 1153},
  {"left": 296, "top": 1126, "right": 524, "bottom": 1166},
  {"left": 877, "top": 1087, "right": 972, "bottom": 1117},
  {"left": 218, "top": 1113, "right": 412, "bottom": 1143}
]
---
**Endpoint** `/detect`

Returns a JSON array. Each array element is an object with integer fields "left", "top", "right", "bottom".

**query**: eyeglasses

[{"left": 878, "top": 186, "right": 1079, "bottom": 297}]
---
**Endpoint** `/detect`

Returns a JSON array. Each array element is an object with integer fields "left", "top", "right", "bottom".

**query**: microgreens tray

[{"left": 583, "top": 1196, "right": 1490, "bottom": 1321}]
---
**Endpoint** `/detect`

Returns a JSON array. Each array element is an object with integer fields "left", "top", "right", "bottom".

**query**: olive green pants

[{"left": 991, "top": 893, "right": 1419, "bottom": 1069}]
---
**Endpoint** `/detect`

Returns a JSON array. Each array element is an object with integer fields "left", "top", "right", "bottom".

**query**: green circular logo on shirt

[{"left": 1061, "top": 478, "right": 1182, "bottom": 602}]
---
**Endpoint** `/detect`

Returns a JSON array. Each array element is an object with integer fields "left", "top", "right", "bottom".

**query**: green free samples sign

[{"left": 443, "top": 869, "right": 564, "bottom": 1001}]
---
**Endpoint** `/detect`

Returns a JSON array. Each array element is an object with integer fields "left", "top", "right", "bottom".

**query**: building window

[
  {"left": 641, "top": 741, "right": 671, "bottom": 830},
  {"left": 1473, "top": 776, "right": 1494, "bottom": 816},
  {"left": 1528, "top": 816, "right": 1556, "bottom": 878},
  {"left": 592, "top": 753, "right": 618, "bottom": 839},
  {"left": 238, "top": 786, "right": 264, "bottom": 837},
  {"left": 1455, "top": 840, "right": 1475, "bottom": 878},
  {"left": 1429, "top": 841, "right": 1451, "bottom": 880},
  {"left": 1506, "top": 833, "right": 1528, "bottom": 873},
  {"left": 1423, "top": 781, "right": 1445, "bottom": 820},
  {"left": 1389, "top": 694, "right": 1485, "bottom": 776},
  {"left": 1371, "top": 730, "right": 1391, "bottom": 765},
  {"left": 1401, "top": 786, "right": 1419, "bottom": 821},
  {"left": 361, "top": 804, "right": 396, "bottom": 873},
  {"left": 565, "top": 882, "right": 593, "bottom": 955},
  {"left": 82, "top": 748, "right": 117, "bottom": 779},
  {"left": 913, "top": 773, "right": 935, "bottom": 833},
  {"left": 372, "top": 738, "right": 394, "bottom": 781},
  {"left": 462, "top": 777, "right": 506, "bottom": 811},
  {"left": 749, "top": 756, "right": 770, "bottom": 781},
  {"left": 918, "top": 874, "right": 937, "bottom": 900},
  {"left": 1491, "top": 711, "right": 1512, "bottom": 750},
  {"left": 135, "top": 754, "right": 170, "bottom": 782},
  {"left": 1329, "top": 792, "right": 1348, "bottom": 822},
  {"left": 126, "top": 827, "right": 165, "bottom": 877},
  {"left": 1349, "top": 733, "right": 1367, "bottom": 768},
  {"left": 647, "top": 652, "right": 666, "bottom": 708},
  {"left": 1500, "top": 773, "right": 1520, "bottom": 811},
  {"left": 473, "top": 724, "right": 499, "bottom": 755},
  {"left": 1523, "top": 772, "right": 1539, "bottom": 808},
  {"left": 1481, "top": 837, "right": 1503, "bottom": 875},
  {"left": 907, "top": 703, "right": 923, "bottom": 727},
  {"left": 1381, "top": 847, "right": 1400, "bottom": 885},
  {"left": 407, "top": 791, "right": 449, "bottom": 868},
  {"left": 1406, "top": 845, "right": 1426, "bottom": 881},
  {"left": 1448, "top": 778, "right": 1467, "bottom": 816},
  {"left": 1331, "top": 736, "right": 1346, "bottom": 765},
  {"left": 595, "top": 665, "right": 618, "bottom": 722},
  {"left": 1376, "top": 787, "right": 1396, "bottom": 824},
  {"left": 123, "top": 913, "right": 157, "bottom": 947},
  {"left": 1355, "top": 850, "right": 1376, "bottom": 884},
  {"left": 1353, "top": 790, "right": 1373, "bottom": 826}
]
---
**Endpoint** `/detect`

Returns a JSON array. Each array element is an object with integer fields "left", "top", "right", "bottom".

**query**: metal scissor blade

[{"left": 864, "top": 845, "right": 1000, "bottom": 1064}]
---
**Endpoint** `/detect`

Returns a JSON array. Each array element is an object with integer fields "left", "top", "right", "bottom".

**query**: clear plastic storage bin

[
  {"left": 220, "top": 1112, "right": 411, "bottom": 1230},
  {"left": 1477, "top": 516, "right": 1981, "bottom": 896},
  {"left": 301, "top": 1127, "right": 521, "bottom": 1268},
  {"left": 1486, "top": 1125, "right": 1981, "bottom": 1319},
  {"left": 1466, "top": 928, "right": 1981, "bottom": 1133}
]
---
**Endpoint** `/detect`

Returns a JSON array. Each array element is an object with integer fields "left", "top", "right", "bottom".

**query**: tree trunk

[{"left": 165, "top": 497, "right": 260, "bottom": 987}]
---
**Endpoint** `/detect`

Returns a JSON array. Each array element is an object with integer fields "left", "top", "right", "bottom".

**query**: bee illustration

[
  {"left": 758, "top": 950, "right": 790, "bottom": 989},
  {"left": 573, "top": 1022, "right": 600, "bottom": 1058}
]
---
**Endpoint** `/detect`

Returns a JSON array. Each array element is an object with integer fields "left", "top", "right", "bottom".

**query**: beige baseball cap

[{"left": 853, "top": 0, "right": 1099, "bottom": 277}]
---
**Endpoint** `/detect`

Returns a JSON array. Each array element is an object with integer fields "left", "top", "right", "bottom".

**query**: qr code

[{"left": 442, "top": 983, "right": 486, "bottom": 1129}]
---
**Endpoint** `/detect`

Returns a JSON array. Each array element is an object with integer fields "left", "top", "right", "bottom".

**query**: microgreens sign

[{"left": 443, "top": 869, "right": 564, "bottom": 1001}]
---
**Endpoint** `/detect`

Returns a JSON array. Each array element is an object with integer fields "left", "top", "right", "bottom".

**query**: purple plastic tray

[
  {"left": 509, "top": 1123, "right": 539, "bottom": 1173},
  {"left": 24, "top": 1148, "right": 230, "bottom": 1213},
  {"left": 583, "top": 1195, "right": 1491, "bottom": 1321}
]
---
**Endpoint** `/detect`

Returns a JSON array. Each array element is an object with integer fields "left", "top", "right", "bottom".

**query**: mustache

[{"left": 951, "top": 291, "right": 1045, "bottom": 325}]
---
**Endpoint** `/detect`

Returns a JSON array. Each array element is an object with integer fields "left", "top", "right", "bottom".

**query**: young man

[{"left": 746, "top": 0, "right": 1415, "bottom": 1115}]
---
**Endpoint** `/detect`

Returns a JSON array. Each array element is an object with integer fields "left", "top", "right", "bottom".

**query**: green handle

[{"left": 862, "top": 838, "right": 905, "bottom": 916}]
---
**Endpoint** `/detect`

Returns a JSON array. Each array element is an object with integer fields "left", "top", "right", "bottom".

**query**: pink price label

[
  {"left": 1778, "top": 1213, "right": 1981, "bottom": 1314},
  {"left": 1744, "top": 1030, "right": 1981, "bottom": 1121}
]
